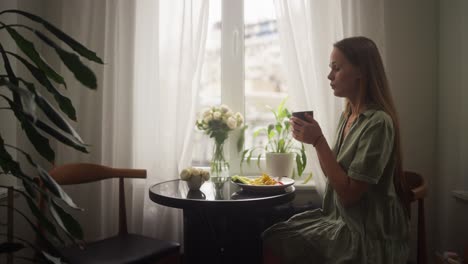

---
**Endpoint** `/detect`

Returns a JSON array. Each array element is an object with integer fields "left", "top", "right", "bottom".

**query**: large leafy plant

[
  {"left": 0, "top": 9, "right": 102, "bottom": 263},
  {"left": 240, "top": 98, "right": 309, "bottom": 179}
]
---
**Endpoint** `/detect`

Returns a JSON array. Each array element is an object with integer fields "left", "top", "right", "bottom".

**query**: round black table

[{"left": 149, "top": 178, "right": 295, "bottom": 264}]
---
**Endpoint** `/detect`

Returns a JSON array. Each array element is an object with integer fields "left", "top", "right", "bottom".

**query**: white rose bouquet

[{"left": 196, "top": 105, "right": 244, "bottom": 177}]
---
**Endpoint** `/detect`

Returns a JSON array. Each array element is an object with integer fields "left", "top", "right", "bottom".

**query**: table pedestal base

[{"left": 183, "top": 208, "right": 286, "bottom": 264}]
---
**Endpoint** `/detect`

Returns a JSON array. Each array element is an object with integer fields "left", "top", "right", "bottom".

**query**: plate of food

[{"left": 231, "top": 173, "right": 295, "bottom": 193}]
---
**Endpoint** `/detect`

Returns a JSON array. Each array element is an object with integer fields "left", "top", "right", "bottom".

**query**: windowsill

[{"left": 293, "top": 179, "right": 317, "bottom": 191}]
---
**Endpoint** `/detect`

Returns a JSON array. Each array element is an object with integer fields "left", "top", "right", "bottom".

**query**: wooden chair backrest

[
  {"left": 404, "top": 171, "right": 427, "bottom": 264},
  {"left": 48, "top": 163, "right": 146, "bottom": 235},
  {"left": 405, "top": 171, "right": 428, "bottom": 202},
  {"left": 49, "top": 163, "right": 146, "bottom": 185}
]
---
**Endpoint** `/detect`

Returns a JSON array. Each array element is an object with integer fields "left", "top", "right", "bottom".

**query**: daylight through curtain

[
  {"left": 131, "top": 0, "right": 209, "bottom": 243},
  {"left": 47, "top": 0, "right": 209, "bottom": 244}
]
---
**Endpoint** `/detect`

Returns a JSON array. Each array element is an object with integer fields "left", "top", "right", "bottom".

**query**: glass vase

[{"left": 210, "top": 139, "right": 229, "bottom": 186}]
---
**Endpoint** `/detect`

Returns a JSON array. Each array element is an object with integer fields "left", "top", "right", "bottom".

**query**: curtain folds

[
  {"left": 273, "top": 0, "right": 344, "bottom": 196},
  {"left": 132, "top": 0, "right": 209, "bottom": 243},
  {"left": 52, "top": 0, "right": 138, "bottom": 240},
  {"left": 273, "top": 0, "right": 386, "bottom": 196},
  {"left": 49, "top": 0, "right": 209, "bottom": 244}
]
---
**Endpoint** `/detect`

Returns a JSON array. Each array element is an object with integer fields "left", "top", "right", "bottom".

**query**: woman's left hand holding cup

[{"left": 291, "top": 113, "right": 323, "bottom": 146}]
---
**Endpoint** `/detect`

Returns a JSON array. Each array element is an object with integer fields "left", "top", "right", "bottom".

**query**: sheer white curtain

[
  {"left": 274, "top": 0, "right": 344, "bottom": 196},
  {"left": 47, "top": 0, "right": 209, "bottom": 244},
  {"left": 131, "top": 0, "right": 209, "bottom": 243},
  {"left": 273, "top": 0, "right": 386, "bottom": 196},
  {"left": 51, "top": 0, "right": 138, "bottom": 239},
  {"left": 340, "top": 0, "right": 387, "bottom": 60}
]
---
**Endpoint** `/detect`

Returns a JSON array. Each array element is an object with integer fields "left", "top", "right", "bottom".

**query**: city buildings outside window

[{"left": 192, "top": 0, "right": 293, "bottom": 171}]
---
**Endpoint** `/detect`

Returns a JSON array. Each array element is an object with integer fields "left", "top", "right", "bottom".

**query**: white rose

[
  {"left": 201, "top": 170, "right": 210, "bottom": 181},
  {"left": 213, "top": 111, "right": 222, "bottom": 120},
  {"left": 202, "top": 109, "right": 212, "bottom": 118},
  {"left": 227, "top": 116, "right": 237, "bottom": 129},
  {"left": 220, "top": 104, "right": 230, "bottom": 113},
  {"left": 235, "top": 112, "right": 244, "bottom": 126},
  {"left": 224, "top": 111, "right": 233, "bottom": 119},
  {"left": 191, "top": 168, "right": 200, "bottom": 176},
  {"left": 222, "top": 113, "right": 229, "bottom": 122},
  {"left": 180, "top": 169, "right": 191, "bottom": 181},
  {"left": 203, "top": 114, "right": 213, "bottom": 123}
]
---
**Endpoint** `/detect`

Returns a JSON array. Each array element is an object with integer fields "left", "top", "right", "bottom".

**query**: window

[{"left": 192, "top": 0, "right": 291, "bottom": 174}]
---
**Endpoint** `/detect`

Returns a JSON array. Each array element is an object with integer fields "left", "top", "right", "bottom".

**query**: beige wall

[
  {"left": 437, "top": 0, "right": 468, "bottom": 256},
  {"left": 384, "top": 0, "right": 439, "bottom": 260},
  {"left": 385, "top": 0, "right": 468, "bottom": 260}
]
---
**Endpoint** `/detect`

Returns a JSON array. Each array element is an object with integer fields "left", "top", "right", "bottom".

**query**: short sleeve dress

[{"left": 262, "top": 109, "right": 410, "bottom": 264}]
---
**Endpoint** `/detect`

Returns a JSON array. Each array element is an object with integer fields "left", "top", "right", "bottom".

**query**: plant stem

[
  {"left": 4, "top": 143, "right": 27, "bottom": 153},
  {"left": 211, "top": 139, "right": 229, "bottom": 177}
]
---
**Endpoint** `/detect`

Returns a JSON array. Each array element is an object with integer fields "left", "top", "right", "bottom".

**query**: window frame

[
  {"left": 220, "top": 0, "right": 245, "bottom": 175},
  {"left": 219, "top": 0, "right": 285, "bottom": 176},
  {"left": 207, "top": 0, "right": 303, "bottom": 178}
]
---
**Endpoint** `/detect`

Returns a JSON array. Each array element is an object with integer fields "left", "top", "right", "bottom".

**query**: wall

[
  {"left": 437, "top": 0, "right": 468, "bottom": 256},
  {"left": 386, "top": 0, "right": 468, "bottom": 261},
  {"left": 384, "top": 0, "right": 439, "bottom": 261}
]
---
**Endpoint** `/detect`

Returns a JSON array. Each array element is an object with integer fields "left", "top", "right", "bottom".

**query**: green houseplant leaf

[
  {"left": 1, "top": 77, "right": 85, "bottom": 145},
  {"left": 0, "top": 9, "right": 104, "bottom": 64},
  {"left": 50, "top": 200, "right": 84, "bottom": 241},
  {"left": 35, "top": 31, "right": 97, "bottom": 89},
  {"left": 1, "top": 9, "right": 103, "bottom": 263},
  {"left": 16, "top": 77, "right": 84, "bottom": 143},
  {"left": 1, "top": 94, "right": 55, "bottom": 162},
  {"left": 7, "top": 52, "right": 77, "bottom": 120},
  {"left": 3, "top": 23, "right": 66, "bottom": 85},
  {"left": 240, "top": 97, "right": 308, "bottom": 178}
]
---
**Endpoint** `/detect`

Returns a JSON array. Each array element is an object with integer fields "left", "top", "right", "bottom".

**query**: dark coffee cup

[{"left": 292, "top": 111, "right": 314, "bottom": 121}]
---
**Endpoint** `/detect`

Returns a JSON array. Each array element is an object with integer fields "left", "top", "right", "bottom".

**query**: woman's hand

[{"left": 291, "top": 113, "right": 323, "bottom": 146}]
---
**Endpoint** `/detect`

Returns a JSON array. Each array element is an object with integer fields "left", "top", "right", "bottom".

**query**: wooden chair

[
  {"left": 47, "top": 163, "right": 180, "bottom": 264},
  {"left": 405, "top": 171, "right": 428, "bottom": 264}
]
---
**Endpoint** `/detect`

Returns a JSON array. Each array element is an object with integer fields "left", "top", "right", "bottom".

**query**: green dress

[{"left": 263, "top": 109, "right": 410, "bottom": 264}]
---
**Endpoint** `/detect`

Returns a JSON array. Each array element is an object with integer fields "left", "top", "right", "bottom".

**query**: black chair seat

[{"left": 61, "top": 233, "right": 180, "bottom": 264}]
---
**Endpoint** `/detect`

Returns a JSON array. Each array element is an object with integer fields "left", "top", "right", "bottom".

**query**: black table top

[{"left": 149, "top": 178, "right": 295, "bottom": 211}]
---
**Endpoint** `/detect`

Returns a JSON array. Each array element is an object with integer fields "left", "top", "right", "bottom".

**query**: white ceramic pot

[{"left": 266, "top": 152, "right": 294, "bottom": 178}]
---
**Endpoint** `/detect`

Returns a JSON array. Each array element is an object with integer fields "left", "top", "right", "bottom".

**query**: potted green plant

[
  {"left": 240, "top": 98, "right": 310, "bottom": 180},
  {"left": 0, "top": 9, "right": 102, "bottom": 263}
]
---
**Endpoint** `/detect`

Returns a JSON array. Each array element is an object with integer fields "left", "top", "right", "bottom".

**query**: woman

[{"left": 262, "top": 36, "right": 410, "bottom": 264}]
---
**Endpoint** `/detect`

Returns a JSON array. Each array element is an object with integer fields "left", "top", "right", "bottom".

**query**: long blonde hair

[{"left": 334, "top": 36, "right": 409, "bottom": 214}]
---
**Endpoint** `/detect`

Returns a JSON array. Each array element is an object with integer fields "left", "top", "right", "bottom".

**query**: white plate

[{"left": 231, "top": 176, "right": 295, "bottom": 193}]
